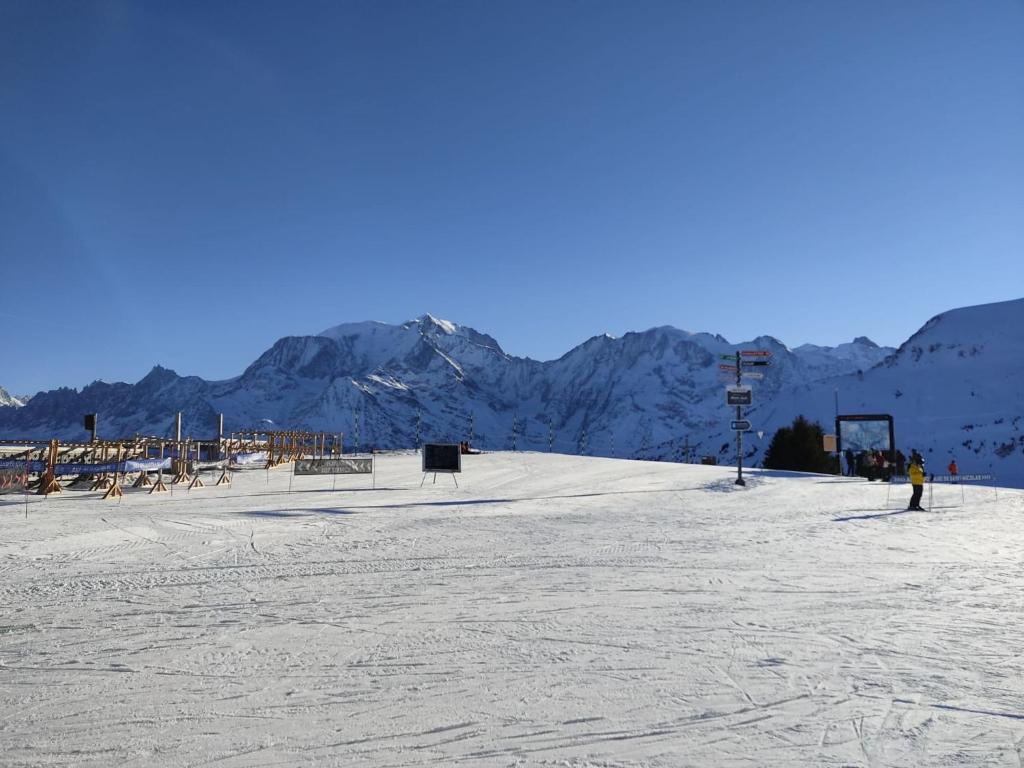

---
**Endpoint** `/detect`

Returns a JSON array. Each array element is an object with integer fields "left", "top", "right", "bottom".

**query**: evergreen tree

[{"left": 764, "top": 415, "right": 835, "bottom": 473}]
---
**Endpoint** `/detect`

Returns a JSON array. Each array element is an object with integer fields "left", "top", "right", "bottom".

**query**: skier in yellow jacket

[{"left": 907, "top": 452, "right": 925, "bottom": 511}]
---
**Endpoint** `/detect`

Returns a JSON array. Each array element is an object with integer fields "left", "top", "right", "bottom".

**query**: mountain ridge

[{"left": 2, "top": 299, "right": 1021, "bottom": 485}]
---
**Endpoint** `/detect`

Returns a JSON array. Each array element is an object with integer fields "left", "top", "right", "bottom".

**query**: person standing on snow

[
  {"left": 948, "top": 458, "right": 959, "bottom": 482},
  {"left": 907, "top": 453, "right": 926, "bottom": 511},
  {"left": 844, "top": 448, "right": 855, "bottom": 477}
]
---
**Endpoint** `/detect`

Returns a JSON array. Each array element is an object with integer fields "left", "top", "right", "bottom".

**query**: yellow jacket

[{"left": 909, "top": 463, "right": 925, "bottom": 485}]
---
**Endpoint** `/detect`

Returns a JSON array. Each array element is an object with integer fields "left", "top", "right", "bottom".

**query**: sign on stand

[
  {"left": 294, "top": 457, "right": 373, "bottom": 476},
  {"left": 731, "top": 419, "right": 752, "bottom": 432},
  {"left": 421, "top": 443, "right": 462, "bottom": 487},
  {"left": 293, "top": 456, "right": 375, "bottom": 490}
]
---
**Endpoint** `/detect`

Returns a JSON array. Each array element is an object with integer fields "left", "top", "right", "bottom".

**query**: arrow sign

[
  {"left": 718, "top": 364, "right": 737, "bottom": 371},
  {"left": 720, "top": 354, "right": 739, "bottom": 362},
  {"left": 741, "top": 371, "right": 764, "bottom": 380},
  {"left": 730, "top": 419, "right": 752, "bottom": 432},
  {"left": 741, "top": 360, "right": 771, "bottom": 367},
  {"left": 740, "top": 350, "right": 773, "bottom": 357}
]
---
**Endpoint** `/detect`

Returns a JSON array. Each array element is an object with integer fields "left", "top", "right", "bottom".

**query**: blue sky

[{"left": 2, "top": 0, "right": 1022, "bottom": 394}]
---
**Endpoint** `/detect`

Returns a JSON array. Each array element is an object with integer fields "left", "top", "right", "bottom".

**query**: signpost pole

[{"left": 735, "top": 352, "right": 744, "bottom": 486}]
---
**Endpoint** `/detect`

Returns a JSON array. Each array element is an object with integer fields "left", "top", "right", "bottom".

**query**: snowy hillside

[
  {"left": 3, "top": 452, "right": 1023, "bottom": 766},
  {"left": 2, "top": 299, "right": 1022, "bottom": 485},
  {"left": 740, "top": 298, "right": 1024, "bottom": 487}
]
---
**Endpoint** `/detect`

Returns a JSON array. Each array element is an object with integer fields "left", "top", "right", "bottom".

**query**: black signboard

[
  {"left": 422, "top": 444, "right": 462, "bottom": 473},
  {"left": 726, "top": 388, "right": 752, "bottom": 406}
]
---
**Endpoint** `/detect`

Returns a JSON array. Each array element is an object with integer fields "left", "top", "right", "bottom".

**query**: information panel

[
  {"left": 422, "top": 444, "right": 462, "bottom": 473},
  {"left": 294, "top": 457, "right": 373, "bottom": 476},
  {"left": 836, "top": 414, "right": 895, "bottom": 456}
]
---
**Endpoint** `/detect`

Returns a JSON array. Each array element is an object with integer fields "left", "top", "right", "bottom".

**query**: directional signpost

[{"left": 725, "top": 350, "right": 773, "bottom": 486}]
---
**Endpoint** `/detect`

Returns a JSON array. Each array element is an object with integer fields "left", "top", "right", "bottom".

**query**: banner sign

[
  {"left": 124, "top": 458, "right": 173, "bottom": 473},
  {"left": 0, "top": 459, "right": 45, "bottom": 472},
  {"left": 294, "top": 457, "right": 373, "bottom": 476},
  {"left": 0, "top": 458, "right": 172, "bottom": 475},
  {"left": 194, "top": 460, "right": 228, "bottom": 471},
  {"left": 931, "top": 473, "right": 993, "bottom": 483},
  {"left": 56, "top": 462, "right": 120, "bottom": 475},
  {"left": 890, "top": 473, "right": 994, "bottom": 484},
  {"left": 231, "top": 452, "right": 268, "bottom": 466},
  {"left": 59, "top": 458, "right": 172, "bottom": 475}
]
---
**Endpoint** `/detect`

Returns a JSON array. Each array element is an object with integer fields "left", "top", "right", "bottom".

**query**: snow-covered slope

[
  {"left": 4, "top": 452, "right": 1023, "bottom": 765},
  {"left": 2, "top": 300, "right": 1021, "bottom": 485}
]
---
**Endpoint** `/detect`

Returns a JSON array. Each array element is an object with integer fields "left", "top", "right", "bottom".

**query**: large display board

[
  {"left": 422, "top": 444, "right": 461, "bottom": 474},
  {"left": 835, "top": 414, "right": 895, "bottom": 457}
]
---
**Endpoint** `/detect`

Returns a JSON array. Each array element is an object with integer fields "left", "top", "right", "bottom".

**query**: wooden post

[
  {"left": 102, "top": 443, "right": 124, "bottom": 500},
  {"left": 91, "top": 444, "right": 112, "bottom": 490},
  {"left": 38, "top": 439, "right": 62, "bottom": 495},
  {"left": 150, "top": 440, "right": 168, "bottom": 494}
]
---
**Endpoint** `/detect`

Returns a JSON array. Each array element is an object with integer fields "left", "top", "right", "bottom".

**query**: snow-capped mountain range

[
  {"left": 0, "top": 387, "right": 28, "bottom": 408},
  {"left": 2, "top": 299, "right": 1022, "bottom": 486}
]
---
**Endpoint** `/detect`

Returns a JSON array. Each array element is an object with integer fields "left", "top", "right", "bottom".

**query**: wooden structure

[{"left": 0, "top": 427, "right": 343, "bottom": 500}]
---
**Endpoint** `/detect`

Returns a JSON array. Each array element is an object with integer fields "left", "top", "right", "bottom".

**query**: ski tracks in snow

[{"left": 1, "top": 453, "right": 1023, "bottom": 766}]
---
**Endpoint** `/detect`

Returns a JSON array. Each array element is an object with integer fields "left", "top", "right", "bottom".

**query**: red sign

[
  {"left": 718, "top": 364, "right": 737, "bottom": 371},
  {"left": 740, "top": 350, "right": 772, "bottom": 357}
]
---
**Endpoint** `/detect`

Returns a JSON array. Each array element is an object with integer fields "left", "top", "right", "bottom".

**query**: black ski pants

[{"left": 909, "top": 484, "right": 923, "bottom": 510}]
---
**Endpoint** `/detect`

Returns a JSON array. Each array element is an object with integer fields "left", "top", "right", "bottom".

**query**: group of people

[{"left": 843, "top": 448, "right": 905, "bottom": 481}]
